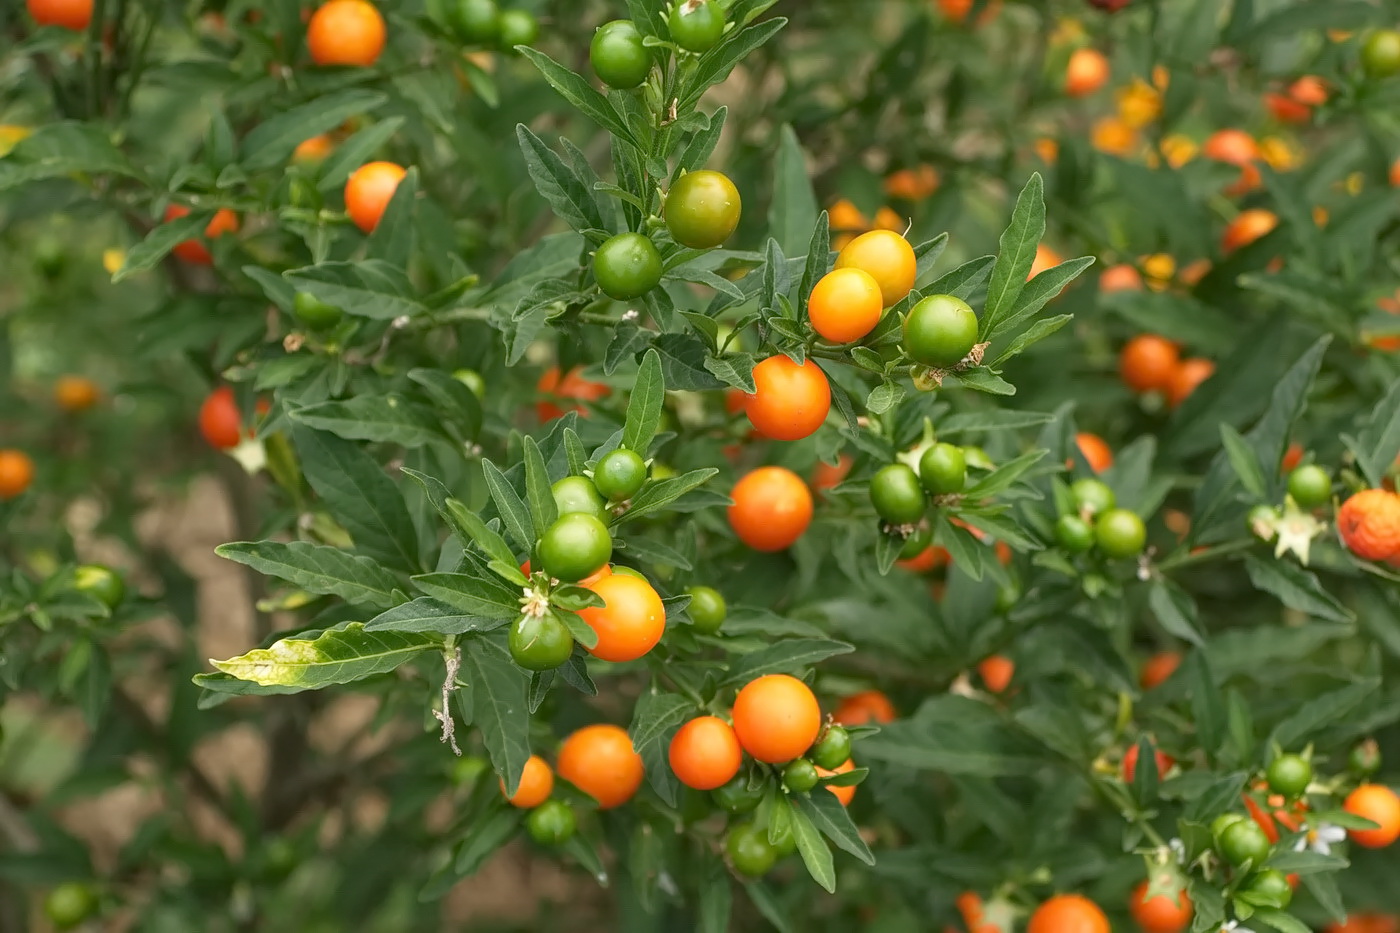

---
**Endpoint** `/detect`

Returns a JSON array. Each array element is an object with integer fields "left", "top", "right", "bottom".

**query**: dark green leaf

[
  {"left": 211, "top": 624, "right": 438, "bottom": 689},
  {"left": 215, "top": 541, "right": 402, "bottom": 611},
  {"left": 364, "top": 597, "right": 511, "bottom": 635},
  {"left": 980, "top": 174, "right": 1045, "bottom": 337}
]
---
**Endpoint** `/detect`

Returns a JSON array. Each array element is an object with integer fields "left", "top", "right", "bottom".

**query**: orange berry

[
  {"left": 292, "top": 134, "right": 335, "bottom": 164},
  {"left": 1139, "top": 651, "right": 1181, "bottom": 690},
  {"left": 884, "top": 165, "right": 939, "bottom": 201},
  {"left": 745, "top": 355, "right": 831, "bottom": 441},
  {"left": 1091, "top": 116, "right": 1137, "bottom": 157},
  {"left": 728, "top": 466, "right": 813, "bottom": 551},
  {"left": 808, "top": 267, "right": 884, "bottom": 344},
  {"left": 1100, "top": 263, "right": 1143, "bottom": 293},
  {"left": 834, "top": 229, "right": 917, "bottom": 308},
  {"left": 1222, "top": 208, "right": 1279, "bottom": 253},
  {"left": 1065, "top": 48, "right": 1110, "bottom": 97},
  {"left": 307, "top": 0, "right": 386, "bottom": 67},
  {"left": 1031, "top": 243, "right": 1064, "bottom": 280},
  {"left": 1119, "top": 335, "right": 1180, "bottom": 394},
  {"left": 556, "top": 724, "right": 644, "bottom": 810},
  {"left": 1282, "top": 442, "right": 1305, "bottom": 472},
  {"left": 873, "top": 206, "right": 904, "bottom": 232},
  {"left": 536, "top": 366, "right": 609, "bottom": 421},
  {"left": 1075, "top": 432, "right": 1114, "bottom": 473},
  {"left": 0, "top": 449, "right": 36, "bottom": 500},
  {"left": 1203, "top": 128, "right": 1259, "bottom": 166},
  {"left": 811, "top": 454, "right": 853, "bottom": 495},
  {"left": 668, "top": 716, "right": 743, "bottom": 790},
  {"left": 977, "top": 655, "right": 1014, "bottom": 694},
  {"left": 26, "top": 0, "right": 92, "bottom": 30},
  {"left": 1266, "top": 92, "right": 1311, "bottom": 124},
  {"left": 1034, "top": 137, "right": 1060, "bottom": 164},
  {"left": 828, "top": 198, "right": 869, "bottom": 233},
  {"left": 833, "top": 689, "right": 896, "bottom": 726},
  {"left": 165, "top": 205, "right": 240, "bottom": 265},
  {"left": 1338, "top": 490, "right": 1400, "bottom": 562},
  {"left": 1167, "top": 358, "right": 1214, "bottom": 408},
  {"left": 1344, "top": 784, "right": 1400, "bottom": 848},
  {"left": 577, "top": 572, "right": 666, "bottom": 663},
  {"left": 54, "top": 375, "right": 100, "bottom": 412},
  {"left": 1129, "top": 881, "right": 1192, "bottom": 933},
  {"left": 817, "top": 758, "right": 856, "bottom": 806},
  {"left": 345, "top": 161, "right": 406, "bottom": 234},
  {"left": 199, "top": 386, "right": 244, "bottom": 450},
  {"left": 731, "top": 674, "right": 822, "bottom": 764},
  {"left": 1029, "top": 895, "right": 1110, "bottom": 933},
  {"left": 500, "top": 754, "right": 553, "bottom": 808},
  {"left": 937, "top": 0, "right": 1001, "bottom": 25},
  {"left": 1391, "top": 157, "right": 1400, "bottom": 188},
  {"left": 1326, "top": 915, "right": 1400, "bottom": 933},
  {"left": 1290, "top": 75, "right": 1328, "bottom": 106},
  {"left": 896, "top": 545, "right": 950, "bottom": 573}
]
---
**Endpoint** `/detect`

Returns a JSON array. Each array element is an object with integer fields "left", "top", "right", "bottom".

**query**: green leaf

[
  {"left": 697, "top": 863, "right": 732, "bottom": 933},
  {"left": 242, "top": 89, "right": 386, "bottom": 172},
  {"left": 293, "top": 425, "right": 420, "bottom": 573},
  {"left": 1300, "top": 871, "right": 1346, "bottom": 924},
  {"left": 481, "top": 460, "right": 536, "bottom": 553},
  {"left": 925, "top": 255, "right": 995, "bottom": 301},
  {"left": 211, "top": 623, "right": 438, "bottom": 688},
  {"left": 720, "top": 638, "right": 854, "bottom": 686},
  {"left": 314, "top": 116, "right": 406, "bottom": 191},
  {"left": 789, "top": 807, "right": 835, "bottom": 893},
  {"left": 401, "top": 468, "right": 516, "bottom": 569},
  {"left": 410, "top": 573, "right": 523, "bottom": 621},
  {"left": 676, "top": 106, "right": 727, "bottom": 177},
  {"left": 1187, "top": 651, "right": 1227, "bottom": 762},
  {"left": 938, "top": 410, "right": 1054, "bottom": 436},
  {"left": 113, "top": 210, "right": 211, "bottom": 282},
  {"left": 799, "top": 791, "right": 876, "bottom": 866},
  {"left": 290, "top": 394, "right": 448, "bottom": 448},
  {"left": 679, "top": 18, "right": 788, "bottom": 110},
  {"left": 980, "top": 173, "right": 1045, "bottom": 338},
  {"left": 1148, "top": 580, "right": 1205, "bottom": 647},
  {"left": 703, "top": 353, "right": 757, "bottom": 392},
  {"left": 407, "top": 369, "right": 483, "bottom": 442},
  {"left": 1244, "top": 554, "right": 1355, "bottom": 624},
  {"left": 0, "top": 121, "right": 138, "bottom": 192},
  {"left": 865, "top": 382, "right": 904, "bottom": 415},
  {"left": 1270, "top": 678, "right": 1380, "bottom": 749},
  {"left": 963, "top": 449, "right": 1047, "bottom": 498},
  {"left": 1220, "top": 424, "right": 1266, "bottom": 498},
  {"left": 453, "top": 806, "right": 521, "bottom": 876},
  {"left": 620, "top": 468, "right": 720, "bottom": 522},
  {"left": 798, "top": 212, "right": 832, "bottom": 318},
  {"left": 623, "top": 349, "right": 666, "bottom": 455},
  {"left": 516, "top": 124, "right": 607, "bottom": 235},
  {"left": 989, "top": 314, "right": 1073, "bottom": 367},
  {"left": 285, "top": 260, "right": 425, "bottom": 321},
  {"left": 463, "top": 637, "right": 532, "bottom": 797},
  {"left": 629, "top": 691, "right": 693, "bottom": 756},
  {"left": 215, "top": 541, "right": 402, "bottom": 611},
  {"left": 1353, "top": 377, "right": 1400, "bottom": 488},
  {"left": 768, "top": 124, "right": 818, "bottom": 257},
  {"left": 517, "top": 48, "right": 638, "bottom": 145},
  {"left": 522, "top": 437, "right": 557, "bottom": 540},
  {"left": 1250, "top": 909, "right": 1312, "bottom": 933},
  {"left": 364, "top": 597, "right": 511, "bottom": 635},
  {"left": 365, "top": 167, "right": 418, "bottom": 266},
  {"left": 985, "top": 256, "right": 1091, "bottom": 342}
]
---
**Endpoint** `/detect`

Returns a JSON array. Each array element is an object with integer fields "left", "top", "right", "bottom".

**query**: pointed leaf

[
  {"left": 211, "top": 623, "right": 438, "bottom": 689},
  {"left": 215, "top": 541, "right": 402, "bottom": 611}
]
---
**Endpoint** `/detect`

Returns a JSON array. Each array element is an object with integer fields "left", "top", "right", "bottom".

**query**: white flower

[
  {"left": 1274, "top": 500, "right": 1325, "bottom": 565},
  {"left": 1167, "top": 837, "right": 1187, "bottom": 864},
  {"left": 1223, "top": 921, "right": 1255, "bottom": 933},
  {"left": 1293, "top": 822, "right": 1346, "bottom": 856}
]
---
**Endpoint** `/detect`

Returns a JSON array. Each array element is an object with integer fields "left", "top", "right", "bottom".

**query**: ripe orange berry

[
  {"left": 293, "top": 134, "right": 335, "bottom": 163},
  {"left": 1338, "top": 489, "right": 1400, "bottom": 562},
  {"left": 165, "top": 205, "right": 240, "bottom": 265},
  {"left": 884, "top": 164, "right": 939, "bottom": 201},
  {"left": 728, "top": 466, "right": 813, "bottom": 551},
  {"left": 307, "top": 0, "right": 386, "bottom": 67},
  {"left": 1290, "top": 75, "right": 1328, "bottom": 106},
  {"left": 1391, "top": 157, "right": 1400, "bottom": 189},
  {"left": 1030, "top": 242, "right": 1064, "bottom": 279},
  {"left": 345, "top": 161, "right": 406, "bottom": 233},
  {"left": 1222, "top": 208, "right": 1279, "bottom": 253},
  {"left": 937, "top": 0, "right": 1001, "bottom": 25},
  {"left": 668, "top": 716, "right": 743, "bottom": 790},
  {"left": 731, "top": 674, "right": 822, "bottom": 764},
  {"left": 828, "top": 198, "right": 869, "bottom": 232},
  {"left": 977, "top": 655, "right": 1014, "bottom": 694},
  {"left": 1167, "top": 358, "right": 1214, "bottom": 408},
  {"left": 1282, "top": 442, "right": 1305, "bottom": 472},
  {"left": 54, "top": 375, "right": 100, "bottom": 412},
  {"left": 501, "top": 754, "right": 553, "bottom": 808},
  {"left": 556, "top": 724, "right": 644, "bottom": 810},
  {"left": 745, "top": 355, "right": 831, "bottom": 441},
  {"left": 0, "top": 449, "right": 36, "bottom": 500},
  {"left": 1119, "top": 335, "right": 1180, "bottom": 394},
  {"left": 817, "top": 758, "right": 856, "bottom": 806},
  {"left": 833, "top": 689, "right": 896, "bottom": 726},
  {"left": 896, "top": 545, "right": 950, "bottom": 573},
  {"left": 1203, "top": 128, "right": 1259, "bottom": 167},
  {"left": 1344, "top": 784, "right": 1400, "bottom": 848},
  {"left": 811, "top": 454, "right": 853, "bottom": 496},
  {"left": 1028, "top": 894, "right": 1110, "bottom": 933},
  {"left": 27, "top": 0, "right": 92, "bottom": 29},
  {"left": 1034, "top": 137, "right": 1060, "bottom": 164},
  {"left": 577, "top": 572, "right": 666, "bottom": 663},
  {"left": 1075, "top": 432, "right": 1114, "bottom": 473},
  {"left": 1265, "top": 92, "right": 1311, "bottom": 124},
  {"left": 808, "top": 267, "right": 885, "bottom": 344},
  {"left": 199, "top": 386, "right": 244, "bottom": 450},
  {"left": 1129, "top": 881, "right": 1192, "bottom": 933},
  {"left": 834, "top": 230, "right": 917, "bottom": 308},
  {"left": 1122, "top": 743, "right": 1174, "bottom": 783},
  {"left": 1065, "top": 48, "right": 1110, "bottom": 97},
  {"left": 1091, "top": 116, "right": 1138, "bottom": 157},
  {"left": 536, "top": 366, "right": 610, "bottom": 421},
  {"left": 1326, "top": 915, "right": 1400, "bottom": 933},
  {"left": 1100, "top": 263, "right": 1143, "bottom": 293},
  {"left": 1139, "top": 651, "right": 1181, "bottom": 690}
]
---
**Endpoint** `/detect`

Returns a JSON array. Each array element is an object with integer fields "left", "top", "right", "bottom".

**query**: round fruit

[
  {"left": 810, "top": 726, "right": 852, "bottom": 771},
  {"left": 1027, "top": 894, "right": 1110, "bottom": 933},
  {"left": 552, "top": 475, "right": 609, "bottom": 522},
  {"left": 1055, "top": 514, "right": 1095, "bottom": 553},
  {"left": 72, "top": 565, "right": 125, "bottom": 610},
  {"left": 1266, "top": 754, "right": 1313, "bottom": 798},
  {"left": 307, "top": 0, "right": 387, "bottom": 67},
  {"left": 817, "top": 758, "right": 857, "bottom": 805},
  {"left": 557, "top": 723, "right": 644, "bottom": 809},
  {"left": 199, "top": 386, "right": 244, "bottom": 450},
  {"left": 593, "top": 232, "right": 663, "bottom": 300},
  {"left": 1287, "top": 465, "right": 1332, "bottom": 508},
  {"left": 1140, "top": 651, "right": 1181, "bottom": 690},
  {"left": 732, "top": 674, "right": 822, "bottom": 764},
  {"left": 54, "top": 376, "right": 100, "bottom": 412},
  {"left": 1119, "top": 335, "right": 1180, "bottom": 394},
  {"left": 807, "top": 267, "right": 884, "bottom": 343},
  {"left": 496, "top": 8, "right": 538, "bottom": 49},
  {"left": 1096, "top": 508, "right": 1146, "bottom": 559},
  {"left": 1338, "top": 489, "right": 1400, "bottom": 561},
  {"left": 537, "top": 512, "right": 612, "bottom": 583},
  {"left": 27, "top": 0, "right": 93, "bottom": 30},
  {"left": 509, "top": 613, "right": 575, "bottom": 671},
  {"left": 1129, "top": 881, "right": 1192, "bottom": 933},
  {"left": 1350, "top": 739, "right": 1382, "bottom": 777},
  {"left": 834, "top": 690, "right": 896, "bottom": 726},
  {"left": 526, "top": 799, "right": 577, "bottom": 845},
  {"left": 903, "top": 294, "right": 979, "bottom": 368},
  {"left": 1344, "top": 784, "right": 1400, "bottom": 848},
  {"left": 43, "top": 882, "right": 97, "bottom": 931},
  {"left": 593, "top": 448, "right": 648, "bottom": 501},
  {"left": 1218, "top": 818, "right": 1272, "bottom": 866},
  {"left": 590, "top": 20, "right": 651, "bottom": 89},
  {"left": 0, "top": 449, "right": 36, "bottom": 500},
  {"left": 712, "top": 773, "right": 764, "bottom": 813},
  {"left": 668, "top": 0, "right": 725, "bottom": 52},
  {"left": 1362, "top": 30, "right": 1400, "bottom": 79},
  {"left": 665, "top": 170, "right": 741, "bottom": 249},
  {"left": 577, "top": 572, "right": 666, "bottom": 662},
  {"left": 1071, "top": 478, "right": 1116, "bottom": 516},
  {"left": 1065, "top": 48, "right": 1110, "bottom": 98},
  {"left": 728, "top": 466, "right": 814, "bottom": 551},
  {"left": 685, "top": 585, "right": 726, "bottom": 634},
  {"left": 919, "top": 443, "right": 967, "bottom": 495},
  {"left": 1241, "top": 869, "right": 1293, "bottom": 907},
  {"left": 898, "top": 521, "right": 933, "bottom": 558},
  {"left": 293, "top": 291, "right": 343, "bottom": 330},
  {"left": 726, "top": 822, "right": 778, "bottom": 876},
  {"left": 782, "top": 758, "right": 820, "bottom": 793},
  {"left": 451, "top": 0, "right": 500, "bottom": 44},
  {"left": 870, "top": 464, "right": 927, "bottom": 525},
  {"left": 744, "top": 354, "right": 831, "bottom": 441},
  {"left": 1167, "top": 358, "right": 1214, "bottom": 408},
  {"left": 835, "top": 229, "right": 917, "bottom": 307},
  {"left": 344, "top": 161, "right": 407, "bottom": 234},
  {"left": 668, "top": 716, "right": 743, "bottom": 790},
  {"left": 1211, "top": 812, "right": 1246, "bottom": 839},
  {"left": 165, "top": 205, "right": 239, "bottom": 265},
  {"left": 501, "top": 754, "right": 554, "bottom": 808},
  {"left": 978, "top": 655, "right": 1015, "bottom": 693},
  {"left": 1075, "top": 432, "right": 1114, "bottom": 473}
]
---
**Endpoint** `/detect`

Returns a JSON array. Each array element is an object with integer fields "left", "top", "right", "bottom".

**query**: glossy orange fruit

[
  {"left": 1139, "top": 651, "right": 1181, "bottom": 690},
  {"left": 833, "top": 689, "right": 896, "bottom": 726},
  {"left": 0, "top": 449, "right": 35, "bottom": 500},
  {"left": 577, "top": 572, "right": 666, "bottom": 662},
  {"left": 828, "top": 198, "right": 869, "bottom": 232},
  {"left": 668, "top": 716, "right": 743, "bottom": 790},
  {"left": 731, "top": 674, "right": 822, "bottom": 764},
  {"left": 1167, "top": 358, "right": 1214, "bottom": 408},
  {"left": 745, "top": 355, "right": 831, "bottom": 441},
  {"left": 1222, "top": 208, "right": 1278, "bottom": 253},
  {"left": 1339, "top": 490, "right": 1400, "bottom": 561},
  {"left": 307, "top": 0, "right": 386, "bottom": 67},
  {"left": 728, "top": 466, "right": 813, "bottom": 551},
  {"left": 1027, "top": 894, "right": 1110, "bottom": 933},
  {"left": 501, "top": 754, "right": 554, "bottom": 808},
  {"left": 54, "top": 375, "right": 100, "bottom": 412},
  {"left": 834, "top": 230, "right": 917, "bottom": 308},
  {"left": 345, "top": 161, "right": 406, "bottom": 233},
  {"left": 896, "top": 545, "right": 950, "bottom": 573},
  {"left": 1091, "top": 116, "right": 1138, "bottom": 157},
  {"left": 1075, "top": 432, "right": 1114, "bottom": 473},
  {"left": 1344, "top": 784, "right": 1400, "bottom": 848},
  {"left": 557, "top": 724, "right": 644, "bottom": 810},
  {"left": 1119, "top": 335, "right": 1180, "bottom": 394},
  {"left": 808, "top": 267, "right": 884, "bottom": 344},
  {"left": 292, "top": 134, "right": 335, "bottom": 163},
  {"left": 977, "top": 655, "right": 1014, "bottom": 693},
  {"left": 536, "top": 366, "right": 610, "bottom": 421},
  {"left": 1065, "top": 48, "right": 1110, "bottom": 97},
  {"left": 199, "top": 386, "right": 244, "bottom": 449},
  {"left": 165, "top": 205, "right": 239, "bottom": 265},
  {"left": 818, "top": 758, "right": 856, "bottom": 806},
  {"left": 26, "top": 0, "right": 92, "bottom": 30},
  {"left": 1129, "top": 881, "right": 1192, "bottom": 933},
  {"left": 1100, "top": 264, "right": 1143, "bottom": 293},
  {"left": 937, "top": 0, "right": 1001, "bottom": 26},
  {"left": 1290, "top": 75, "right": 1328, "bottom": 106}
]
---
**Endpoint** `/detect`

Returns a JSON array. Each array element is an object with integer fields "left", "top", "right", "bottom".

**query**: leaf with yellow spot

[{"left": 210, "top": 623, "right": 439, "bottom": 688}]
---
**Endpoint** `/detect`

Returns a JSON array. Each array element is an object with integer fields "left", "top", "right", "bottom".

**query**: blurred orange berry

[
  {"left": 1091, "top": 115, "right": 1137, "bottom": 156},
  {"left": 1100, "top": 263, "right": 1143, "bottom": 293},
  {"left": 1222, "top": 209, "right": 1278, "bottom": 253},
  {"left": 1167, "top": 358, "right": 1214, "bottom": 408},
  {"left": 1066, "top": 48, "right": 1110, "bottom": 97}
]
